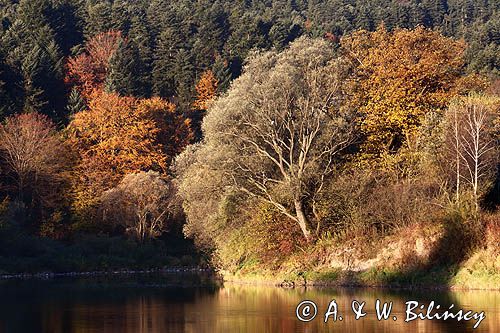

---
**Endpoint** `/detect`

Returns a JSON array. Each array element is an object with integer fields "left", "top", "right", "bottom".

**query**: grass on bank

[{"left": 222, "top": 213, "right": 500, "bottom": 290}]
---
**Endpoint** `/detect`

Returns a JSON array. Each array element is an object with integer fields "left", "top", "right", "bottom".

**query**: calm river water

[{"left": 0, "top": 273, "right": 498, "bottom": 333}]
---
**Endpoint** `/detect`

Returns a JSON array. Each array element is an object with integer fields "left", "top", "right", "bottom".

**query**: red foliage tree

[{"left": 65, "top": 31, "right": 123, "bottom": 99}]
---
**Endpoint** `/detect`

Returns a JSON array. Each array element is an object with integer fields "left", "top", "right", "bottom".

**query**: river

[{"left": 0, "top": 272, "right": 498, "bottom": 332}]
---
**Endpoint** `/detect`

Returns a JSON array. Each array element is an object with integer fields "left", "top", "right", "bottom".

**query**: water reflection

[{"left": 0, "top": 274, "right": 497, "bottom": 333}]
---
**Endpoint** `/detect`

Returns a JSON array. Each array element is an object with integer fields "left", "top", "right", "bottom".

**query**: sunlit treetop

[{"left": 342, "top": 25, "right": 488, "bottom": 156}]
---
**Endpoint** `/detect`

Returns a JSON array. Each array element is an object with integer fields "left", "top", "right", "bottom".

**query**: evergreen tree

[
  {"left": 173, "top": 48, "right": 195, "bottom": 111},
  {"left": 224, "top": 12, "right": 270, "bottom": 61},
  {"left": 192, "top": 2, "right": 228, "bottom": 69},
  {"left": 354, "top": 3, "right": 375, "bottom": 31},
  {"left": 110, "top": 0, "right": 131, "bottom": 33},
  {"left": 1, "top": 0, "right": 66, "bottom": 121},
  {"left": 465, "top": 12, "right": 500, "bottom": 74},
  {"left": 0, "top": 51, "right": 17, "bottom": 118},
  {"left": 212, "top": 55, "right": 232, "bottom": 93},
  {"left": 421, "top": 0, "right": 448, "bottom": 27},
  {"left": 151, "top": 8, "right": 188, "bottom": 98},
  {"left": 128, "top": 11, "right": 153, "bottom": 91},
  {"left": 83, "top": 0, "right": 113, "bottom": 38},
  {"left": 20, "top": 45, "right": 48, "bottom": 114},
  {"left": 152, "top": 29, "right": 176, "bottom": 98},
  {"left": 0, "top": 67, "right": 8, "bottom": 117},
  {"left": 106, "top": 39, "right": 149, "bottom": 97},
  {"left": 45, "top": 0, "right": 84, "bottom": 55},
  {"left": 269, "top": 21, "right": 289, "bottom": 50},
  {"left": 66, "top": 87, "right": 86, "bottom": 116}
]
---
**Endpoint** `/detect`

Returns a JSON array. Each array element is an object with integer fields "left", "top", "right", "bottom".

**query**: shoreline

[
  {"left": 223, "top": 277, "right": 500, "bottom": 291},
  {"left": 1, "top": 267, "right": 499, "bottom": 292},
  {"left": 218, "top": 220, "right": 500, "bottom": 292},
  {"left": 0, "top": 267, "right": 213, "bottom": 280},
  {"left": 221, "top": 268, "right": 500, "bottom": 291}
]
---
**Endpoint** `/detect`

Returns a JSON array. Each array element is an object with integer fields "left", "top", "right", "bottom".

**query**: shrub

[
  {"left": 317, "top": 168, "right": 442, "bottom": 238},
  {"left": 484, "top": 213, "right": 500, "bottom": 254}
]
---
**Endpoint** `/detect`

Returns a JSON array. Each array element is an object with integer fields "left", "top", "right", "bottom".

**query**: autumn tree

[
  {"left": 190, "top": 70, "right": 218, "bottom": 139},
  {"left": 178, "top": 38, "right": 358, "bottom": 243},
  {"left": 100, "top": 171, "right": 177, "bottom": 242},
  {"left": 341, "top": 25, "right": 485, "bottom": 157},
  {"left": 0, "top": 113, "right": 66, "bottom": 197},
  {"left": 140, "top": 97, "right": 194, "bottom": 161},
  {"left": 192, "top": 70, "right": 218, "bottom": 111},
  {"left": 67, "top": 91, "right": 192, "bottom": 216},
  {"left": 65, "top": 30, "right": 123, "bottom": 99},
  {"left": 444, "top": 94, "right": 500, "bottom": 211},
  {"left": 0, "top": 112, "right": 70, "bottom": 227}
]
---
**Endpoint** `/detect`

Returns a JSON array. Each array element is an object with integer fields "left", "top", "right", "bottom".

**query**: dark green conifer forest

[{"left": 1, "top": 0, "right": 498, "bottom": 123}]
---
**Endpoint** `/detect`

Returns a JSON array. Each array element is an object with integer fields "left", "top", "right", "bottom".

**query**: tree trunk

[
  {"left": 454, "top": 108, "right": 460, "bottom": 203},
  {"left": 294, "top": 198, "right": 312, "bottom": 242}
]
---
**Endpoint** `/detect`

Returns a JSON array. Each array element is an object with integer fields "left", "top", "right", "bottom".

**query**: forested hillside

[
  {"left": 0, "top": 0, "right": 498, "bottom": 122},
  {"left": 0, "top": 0, "right": 499, "bottom": 279}
]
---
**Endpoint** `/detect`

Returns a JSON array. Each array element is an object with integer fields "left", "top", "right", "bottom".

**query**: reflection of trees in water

[
  {"left": 0, "top": 278, "right": 497, "bottom": 333},
  {"left": 450, "top": 291, "right": 499, "bottom": 333},
  {"left": 378, "top": 288, "right": 495, "bottom": 332},
  {"left": 181, "top": 285, "right": 493, "bottom": 333}
]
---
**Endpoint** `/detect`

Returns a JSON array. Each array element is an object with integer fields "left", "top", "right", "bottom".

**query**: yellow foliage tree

[
  {"left": 192, "top": 70, "right": 218, "bottom": 111},
  {"left": 342, "top": 25, "right": 487, "bottom": 157}
]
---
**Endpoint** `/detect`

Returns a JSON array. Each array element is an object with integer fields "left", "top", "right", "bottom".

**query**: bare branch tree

[
  {"left": 100, "top": 171, "right": 177, "bottom": 242},
  {"left": 0, "top": 112, "right": 68, "bottom": 208},
  {"left": 446, "top": 95, "right": 499, "bottom": 212}
]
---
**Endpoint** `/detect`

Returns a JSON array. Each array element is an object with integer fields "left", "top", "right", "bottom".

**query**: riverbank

[
  {"left": 0, "top": 267, "right": 213, "bottom": 280},
  {"left": 222, "top": 221, "right": 500, "bottom": 291},
  {"left": 0, "top": 230, "right": 204, "bottom": 274},
  {"left": 223, "top": 263, "right": 500, "bottom": 291}
]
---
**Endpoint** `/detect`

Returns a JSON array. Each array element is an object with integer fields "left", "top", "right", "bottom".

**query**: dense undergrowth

[{"left": 0, "top": 223, "right": 202, "bottom": 274}]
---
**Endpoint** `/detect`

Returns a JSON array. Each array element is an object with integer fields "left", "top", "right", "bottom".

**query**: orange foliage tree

[
  {"left": 341, "top": 25, "right": 486, "bottom": 156},
  {"left": 67, "top": 91, "right": 192, "bottom": 215},
  {"left": 192, "top": 70, "right": 218, "bottom": 111},
  {"left": 65, "top": 31, "right": 123, "bottom": 99},
  {"left": 141, "top": 97, "right": 194, "bottom": 158}
]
